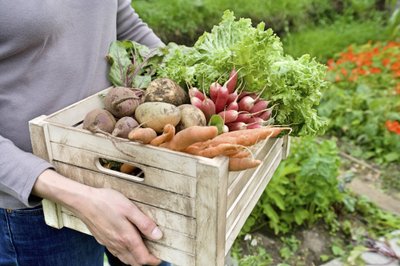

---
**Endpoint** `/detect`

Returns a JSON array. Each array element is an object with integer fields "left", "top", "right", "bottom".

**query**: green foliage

[
  {"left": 283, "top": 16, "right": 388, "bottom": 62},
  {"left": 242, "top": 136, "right": 343, "bottom": 235},
  {"left": 157, "top": 11, "right": 328, "bottom": 136},
  {"left": 319, "top": 41, "right": 400, "bottom": 164}
]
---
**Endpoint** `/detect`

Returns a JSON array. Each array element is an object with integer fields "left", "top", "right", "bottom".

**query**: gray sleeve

[
  {"left": 0, "top": 135, "right": 53, "bottom": 207},
  {"left": 117, "top": 0, "right": 164, "bottom": 48}
]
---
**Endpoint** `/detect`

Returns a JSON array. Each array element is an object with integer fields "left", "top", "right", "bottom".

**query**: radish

[
  {"left": 209, "top": 82, "right": 221, "bottom": 102},
  {"left": 238, "top": 96, "right": 256, "bottom": 112},
  {"left": 227, "top": 100, "right": 239, "bottom": 111},
  {"left": 226, "top": 122, "right": 247, "bottom": 131},
  {"left": 225, "top": 68, "right": 238, "bottom": 94},
  {"left": 200, "top": 98, "right": 216, "bottom": 122},
  {"left": 218, "top": 110, "right": 239, "bottom": 124},
  {"left": 235, "top": 112, "right": 253, "bottom": 123},
  {"left": 250, "top": 100, "right": 269, "bottom": 114},
  {"left": 214, "top": 85, "right": 229, "bottom": 113},
  {"left": 188, "top": 87, "right": 206, "bottom": 101}
]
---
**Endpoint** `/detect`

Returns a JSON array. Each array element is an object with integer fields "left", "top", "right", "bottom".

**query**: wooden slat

[
  {"left": 195, "top": 157, "right": 229, "bottom": 266},
  {"left": 146, "top": 241, "right": 195, "bottom": 266},
  {"left": 226, "top": 138, "right": 282, "bottom": 210},
  {"left": 54, "top": 162, "right": 196, "bottom": 218},
  {"left": 225, "top": 148, "right": 283, "bottom": 253},
  {"left": 50, "top": 142, "right": 197, "bottom": 197},
  {"left": 58, "top": 211, "right": 195, "bottom": 266},
  {"left": 47, "top": 123, "right": 214, "bottom": 177},
  {"left": 44, "top": 88, "right": 109, "bottom": 126}
]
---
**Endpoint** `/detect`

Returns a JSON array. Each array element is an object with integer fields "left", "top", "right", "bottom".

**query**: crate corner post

[{"left": 195, "top": 157, "right": 230, "bottom": 266}]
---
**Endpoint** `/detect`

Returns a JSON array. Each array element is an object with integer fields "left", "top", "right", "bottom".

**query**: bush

[{"left": 242, "top": 136, "right": 343, "bottom": 235}]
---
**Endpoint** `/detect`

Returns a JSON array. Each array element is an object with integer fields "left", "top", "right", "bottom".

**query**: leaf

[
  {"left": 107, "top": 41, "right": 133, "bottom": 87},
  {"left": 294, "top": 209, "right": 309, "bottom": 225},
  {"left": 208, "top": 114, "right": 225, "bottom": 134}
]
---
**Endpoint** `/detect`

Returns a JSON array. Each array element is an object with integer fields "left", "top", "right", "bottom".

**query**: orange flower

[
  {"left": 382, "top": 58, "right": 391, "bottom": 66},
  {"left": 369, "top": 67, "right": 382, "bottom": 74},
  {"left": 385, "top": 120, "right": 400, "bottom": 134}
]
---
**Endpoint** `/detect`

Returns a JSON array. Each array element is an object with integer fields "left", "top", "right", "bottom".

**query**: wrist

[{"left": 32, "top": 169, "right": 94, "bottom": 215}]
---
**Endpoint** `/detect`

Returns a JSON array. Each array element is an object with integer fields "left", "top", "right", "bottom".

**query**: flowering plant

[{"left": 319, "top": 41, "right": 400, "bottom": 163}]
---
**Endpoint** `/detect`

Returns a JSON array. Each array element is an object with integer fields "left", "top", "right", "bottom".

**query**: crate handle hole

[{"left": 96, "top": 158, "right": 145, "bottom": 182}]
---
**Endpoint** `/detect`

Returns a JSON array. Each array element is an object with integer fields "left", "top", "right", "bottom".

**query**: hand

[
  {"left": 32, "top": 170, "right": 163, "bottom": 266},
  {"left": 78, "top": 187, "right": 163, "bottom": 266}
]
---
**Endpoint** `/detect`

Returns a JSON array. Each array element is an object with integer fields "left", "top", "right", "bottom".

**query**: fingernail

[{"left": 151, "top": 227, "right": 163, "bottom": 239}]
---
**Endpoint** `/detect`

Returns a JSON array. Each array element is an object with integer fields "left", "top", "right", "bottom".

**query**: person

[{"left": 0, "top": 1, "right": 170, "bottom": 265}]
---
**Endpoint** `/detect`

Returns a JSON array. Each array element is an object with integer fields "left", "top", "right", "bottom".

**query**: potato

[
  {"left": 134, "top": 102, "right": 181, "bottom": 133},
  {"left": 176, "top": 104, "right": 206, "bottom": 131},
  {"left": 144, "top": 78, "right": 189, "bottom": 106}
]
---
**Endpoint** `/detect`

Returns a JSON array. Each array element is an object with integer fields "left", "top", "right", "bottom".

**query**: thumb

[{"left": 128, "top": 204, "right": 163, "bottom": 241}]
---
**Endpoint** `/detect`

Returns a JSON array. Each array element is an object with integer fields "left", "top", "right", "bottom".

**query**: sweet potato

[
  {"left": 128, "top": 127, "right": 157, "bottom": 144},
  {"left": 160, "top": 126, "right": 219, "bottom": 151}
]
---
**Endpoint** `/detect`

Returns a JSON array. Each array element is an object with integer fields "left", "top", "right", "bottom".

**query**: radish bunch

[{"left": 189, "top": 69, "right": 273, "bottom": 132}]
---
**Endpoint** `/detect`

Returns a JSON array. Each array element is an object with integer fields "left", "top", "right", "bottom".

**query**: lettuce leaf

[{"left": 157, "top": 10, "right": 328, "bottom": 136}]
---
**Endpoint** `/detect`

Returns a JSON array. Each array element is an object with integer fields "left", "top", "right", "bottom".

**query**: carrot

[
  {"left": 229, "top": 157, "right": 261, "bottom": 171},
  {"left": 128, "top": 127, "right": 157, "bottom": 144},
  {"left": 185, "top": 143, "right": 244, "bottom": 158},
  {"left": 150, "top": 124, "right": 176, "bottom": 146},
  {"left": 160, "top": 126, "right": 218, "bottom": 151},
  {"left": 120, "top": 163, "right": 136, "bottom": 174}
]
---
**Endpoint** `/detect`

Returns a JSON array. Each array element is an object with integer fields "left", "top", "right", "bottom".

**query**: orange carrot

[
  {"left": 128, "top": 127, "right": 157, "bottom": 144},
  {"left": 185, "top": 143, "right": 245, "bottom": 158},
  {"left": 228, "top": 157, "right": 261, "bottom": 171},
  {"left": 150, "top": 124, "right": 176, "bottom": 146},
  {"left": 160, "top": 126, "right": 218, "bottom": 151},
  {"left": 120, "top": 163, "right": 136, "bottom": 174}
]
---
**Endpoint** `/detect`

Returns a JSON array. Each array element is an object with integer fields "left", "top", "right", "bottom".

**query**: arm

[
  {"left": 117, "top": 0, "right": 164, "bottom": 48},
  {"left": 0, "top": 136, "right": 162, "bottom": 265},
  {"left": 32, "top": 169, "right": 163, "bottom": 266}
]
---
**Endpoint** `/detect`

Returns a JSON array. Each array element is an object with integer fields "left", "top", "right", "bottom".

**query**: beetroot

[
  {"left": 104, "top": 87, "right": 144, "bottom": 118},
  {"left": 83, "top": 108, "right": 116, "bottom": 134},
  {"left": 112, "top": 116, "right": 139, "bottom": 139}
]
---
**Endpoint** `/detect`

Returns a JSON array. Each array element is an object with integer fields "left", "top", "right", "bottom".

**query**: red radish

[
  {"left": 189, "top": 87, "right": 205, "bottom": 101},
  {"left": 190, "top": 97, "right": 203, "bottom": 109},
  {"left": 226, "top": 122, "right": 247, "bottom": 131},
  {"left": 200, "top": 98, "right": 216, "bottom": 121},
  {"left": 257, "top": 108, "right": 273, "bottom": 121},
  {"left": 246, "top": 117, "right": 264, "bottom": 129},
  {"left": 238, "top": 96, "right": 256, "bottom": 112},
  {"left": 209, "top": 82, "right": 222, "bottom": 102},
  {"left": 227, "top": 100, "right": 239, "bottom": 111},
  {"left": 237, "top": 91, "right": 257, "bottom": 101},
  {"left": 250, "top": 100, "right": 269, "bottom": 114},
  {"left": 218, "top": 110, "right": 239, "bottom": 124},
  {"left": 235, "top": 112, "right": 253, "bottom": 123},
  {"left": 225, "top": 68, "right": 238, "bottom": 94},
  {"left": 214, "top": 85, "right": 229, "bottom": 113},
  {"left": 226, "top": 91, "right": 238, "bottom": 105}
]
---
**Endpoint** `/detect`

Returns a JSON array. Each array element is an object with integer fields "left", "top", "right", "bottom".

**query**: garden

[{"left": 130, "top": 0, "right": 400, "bottom": 265}]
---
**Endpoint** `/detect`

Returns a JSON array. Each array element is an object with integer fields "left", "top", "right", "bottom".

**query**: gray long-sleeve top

[{"left": 0, "top": 0, "right": 163, "bottom": 209}]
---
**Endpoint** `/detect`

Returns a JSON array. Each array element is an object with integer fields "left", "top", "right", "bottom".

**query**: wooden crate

[{"left": 29, "top": 87, "right": 290, "bottom": 266}]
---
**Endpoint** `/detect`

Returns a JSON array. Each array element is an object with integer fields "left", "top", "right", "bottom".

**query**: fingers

[
  {"left": 108, "top": 224, "right": 162, "bottom": 266},
  {"left": 126, "top": 204, "right": 163, "bottom": 241}
]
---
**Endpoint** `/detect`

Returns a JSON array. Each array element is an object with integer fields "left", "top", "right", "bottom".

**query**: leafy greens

[{"left": 157, "top": 11, "right": 328, "bottom": 136}]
